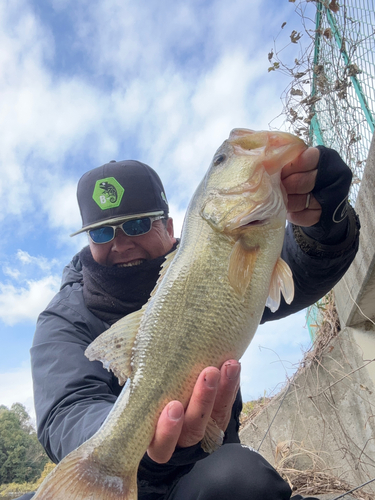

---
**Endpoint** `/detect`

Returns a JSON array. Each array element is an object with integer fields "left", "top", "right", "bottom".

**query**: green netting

[{"left": 310, "top": 0, "right": 375, "bottom": 203}]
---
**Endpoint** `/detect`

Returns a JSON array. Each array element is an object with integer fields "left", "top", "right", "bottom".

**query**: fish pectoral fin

[
  {"left": 85, "top": 306, "right": 145, "bottom": 385},
  {"left": 201, "top": 417, "right": 225, "bottom": 454},
  {"left": 266, "top": 257, "right": 294, "bottom": 313},
  {"left": 33, "top": 444, "right": 138, "bottom": 500},
  {"left": 228, "top": 239, "right": 260, "bottom": 297}
]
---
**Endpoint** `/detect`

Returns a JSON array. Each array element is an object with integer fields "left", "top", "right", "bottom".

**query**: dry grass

[
  {"left": 240, "top": 293, "right": 340, "bottom": 427},
  {"left": 240, "top": 292, "right": 374, "bottom": 499},
  {"left": 273, "top": 440, "right": 373, "bottom": 499},
  {"left": 240, "top": 395, "right": 272, "bottom": 427},
  {"left": 303, "top": 291, "right": 340, "bottom": 366},
  {"left": 279, "top": 467, "right": 373, "bottom": 499}
]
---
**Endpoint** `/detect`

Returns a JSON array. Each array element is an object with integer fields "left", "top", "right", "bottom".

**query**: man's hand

[
  {"left": 281, "top": 147, "right": 322, "bottom": 227},
  {"left": 147, "top": 360, "right": 241, "bottom": 464}
]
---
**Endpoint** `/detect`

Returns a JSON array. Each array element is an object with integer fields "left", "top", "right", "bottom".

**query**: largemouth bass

[{"left": 33, "top": 128, "right": 307, "bottom": 499}]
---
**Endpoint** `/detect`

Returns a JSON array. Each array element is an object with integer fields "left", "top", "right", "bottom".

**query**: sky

[{"left": 0, "top": 0, "right": 316, "bottom": 420}]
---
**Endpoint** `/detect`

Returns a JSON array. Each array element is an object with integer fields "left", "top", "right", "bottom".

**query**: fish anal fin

[
  {"left": 201, "top": 417, "right": 224, "bottom": 454},
  {"left": 266, "top": 257, "right": 294, "bottom": 313},
  {"left": 33, "top": 445, "right": 137, "bottom": 500},
  {"left": 228, "top": 239, "right": 259, "bottom": 297},
  {"left": 85, "top": 306, "right": 145, "bottom": 385}
]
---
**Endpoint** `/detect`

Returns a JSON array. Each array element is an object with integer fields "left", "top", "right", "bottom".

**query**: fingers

[
  {"left": 282, "top": 147, "right": 322, "bottom": 227},
  {"left": 287, "top": 193, "right": 319, "bottom": 212},
  {"left": 147, "top": 401, "right": 184, "bottom": 464},
  {"left": 211, "top": 360, "right": 241, "bottom": 431},
  {"left": 281, "top": 146, "right": 320, "bottom": 180},
  {"left": 177, "top": 367, "right": 221, "bottom": 449},
  {"left": 286, "top": 206, "right": 322, "bottom": 227},
  {"left": 178, "top": 360, "right": 241, "bottom": 448},
  {"left": 286, "top": 192, "right": 322, "bottom": 226},
  {"left": 282, "top": 168, "right": 318, "bottom": 196},
  {"left": 147, "top": 360, "right": 241, "bottom": 463},
  {"left": 282, "top": 147, "right": 319, "bottom": 208}
]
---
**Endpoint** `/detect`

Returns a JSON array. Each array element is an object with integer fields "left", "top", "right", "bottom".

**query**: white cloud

[
  {"left": 76, "top": 0, "right": 268, "bottom": 81},
  {"left": 2, "top": 267, "right": 21, "bottom": 280},
  {"left": 0, "top": 0, "right": 298, "bottom": 236},
  {"left": 0, "top": 3, "right": 126, "bottom": 225},
  {"left": 0, "top": 275, "right": 60, "bottom": 326},
  {"left": 16, "top": 251, "right": 33, "bottom": 265},
  {"left": 0, "top": 362, "right": 35, "bottom": 422},
  {"left": 42, "top": 180, "right": 82, "bottom": 233},
  {"left": 16, "top": 250, "right": 59, "bottom": 271},
  {"left": 1, "top": 250, "right": 62, "bottom": 285}
]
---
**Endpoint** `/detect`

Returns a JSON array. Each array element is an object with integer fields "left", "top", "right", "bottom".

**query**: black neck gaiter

[{"left": 80, "top": 243, "right": 178, "bottom": 325}]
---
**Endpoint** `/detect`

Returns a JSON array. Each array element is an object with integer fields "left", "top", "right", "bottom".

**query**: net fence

[
  {"left": 310, "top": 0, "right": 375, "bottom": 202},
  {"left": 273, "top": 0, "right": 375, "bottom": 204}
]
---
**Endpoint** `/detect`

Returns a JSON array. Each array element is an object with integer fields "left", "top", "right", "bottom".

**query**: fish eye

[{"left": 213, "top": 154, "right": 226, "bottom": 166}]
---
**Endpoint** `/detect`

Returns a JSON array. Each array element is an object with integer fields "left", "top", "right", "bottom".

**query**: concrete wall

[
  {"left": 240, "top": 133, "right": 375, "bottom": 496},
  {"left": 334, "top": 133, "right": 375, "bottom": 327},
  {"left": 240, "top": 325, "right": 375, "bottom": 491}
]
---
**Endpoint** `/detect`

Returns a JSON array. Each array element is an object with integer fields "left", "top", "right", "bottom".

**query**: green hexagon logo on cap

[{"left": 92, "top": 177, "right": 124, "bottom": 210}]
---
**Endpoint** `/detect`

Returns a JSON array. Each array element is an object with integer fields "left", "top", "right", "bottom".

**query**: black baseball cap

[{"left": 70, "top": 160, "right": 169, "bottom": 236}]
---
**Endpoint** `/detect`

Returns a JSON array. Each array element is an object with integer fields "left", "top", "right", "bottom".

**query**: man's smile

[{"left": 116, "top": 259, "right": 145, "bottom": 267}]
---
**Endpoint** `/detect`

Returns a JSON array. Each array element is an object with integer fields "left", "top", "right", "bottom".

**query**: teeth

[{"left": 117, "top": 260, "right": 144, "bottom": 267}]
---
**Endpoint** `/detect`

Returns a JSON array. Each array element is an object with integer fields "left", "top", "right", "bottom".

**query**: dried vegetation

[{"left": 240, "top": 292, "right": 374, "bottom": 498}]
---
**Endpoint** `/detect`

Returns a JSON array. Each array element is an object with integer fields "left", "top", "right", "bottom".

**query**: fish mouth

[
  {"left": 222, "top": 189, "right": 286, "bottom": 233},
  {"left": 228, "top": 128, "right": 307, "bottom": 176},
  {"left": 241, "top": 219, "right": 269, "bottom": 227}
]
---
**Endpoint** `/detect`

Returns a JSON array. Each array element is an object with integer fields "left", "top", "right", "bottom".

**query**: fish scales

[{"left": 32, "top": 128, "right": 307, "bottom": 499}]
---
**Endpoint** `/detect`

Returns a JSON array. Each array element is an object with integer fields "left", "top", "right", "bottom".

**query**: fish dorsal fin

[
  {"left": 85, "top": 306, "right": 146, "bottom": 385},
  {"left": 228, "top": 238, "right": 260, "bottom": 297},
  {"left": 84, "top": 249, "right": 178, "bottom": 385},
  {"left": 150, "top": 247, "right": 178, "bottom": 298},
  {"left": 201, "top": 417, "right": 225, "bottom": 453},
  {"left": 266, "top": 257, "right": 294, "bottom": 312}
]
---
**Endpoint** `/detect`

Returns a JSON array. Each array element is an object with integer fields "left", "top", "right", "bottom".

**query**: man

[{"left": 23, "top": 146, "right": 359, "bottom": 500}]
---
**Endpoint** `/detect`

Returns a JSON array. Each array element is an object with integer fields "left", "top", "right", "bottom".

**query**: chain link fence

[
  {"left": 272, "top": 0, "right": 375, "bottom": 204},
  {"left": 310, "top": 0, "right": 375, "bottom": 202}
]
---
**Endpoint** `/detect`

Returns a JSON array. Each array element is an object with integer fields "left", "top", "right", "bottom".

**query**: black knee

[
  {"left": 169, "top": 444, "right": 291, "bottom": 500},
  {"left": 198, "top": 445, "right": 291, "bottom": 500}
]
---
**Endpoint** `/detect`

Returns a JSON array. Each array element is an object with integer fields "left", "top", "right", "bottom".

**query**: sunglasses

[{"left": 88, "top": 215, "right": 165, "bottom": 244}]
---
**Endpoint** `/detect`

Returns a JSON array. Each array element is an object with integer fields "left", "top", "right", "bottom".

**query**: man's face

[{"left": 89, "top": 217, "right": 176, "bottom": 267}]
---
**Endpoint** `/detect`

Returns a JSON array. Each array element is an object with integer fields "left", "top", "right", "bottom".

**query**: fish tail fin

[{"left": 33, "top": 445, "right": 138, "bottom": 500}]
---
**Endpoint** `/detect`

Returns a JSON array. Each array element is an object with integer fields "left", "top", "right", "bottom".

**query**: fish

[{"left": 32, "top": 128, "right": 307, "bottom": 499}]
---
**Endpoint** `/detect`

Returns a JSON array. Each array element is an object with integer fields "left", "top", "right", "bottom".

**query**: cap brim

[{"left": 70, "top": 211, "right": 165, "bottom": 237}]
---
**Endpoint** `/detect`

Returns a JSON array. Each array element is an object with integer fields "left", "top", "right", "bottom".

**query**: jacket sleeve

[
  {"left": 31, "top": 283, "right": 123, "bottom": 464},
  {"left": 261, "top": 145, "right": 360, "bottom": 323}
]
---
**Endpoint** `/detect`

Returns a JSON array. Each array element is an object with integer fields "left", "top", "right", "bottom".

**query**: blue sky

[{"left": 0, "top": 0, "right": 315, "bottom": 418}]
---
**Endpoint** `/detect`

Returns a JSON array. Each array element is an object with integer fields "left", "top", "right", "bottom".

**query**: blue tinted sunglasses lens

[
  {"left": 122, "top": 218, "right": 152, "bottom": 236},
  {"left": 88, "top": 217, "right": 155, "bottom": 243},
  {"left": 89, "top": 226, "right": 115, "bottom": 244}
]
